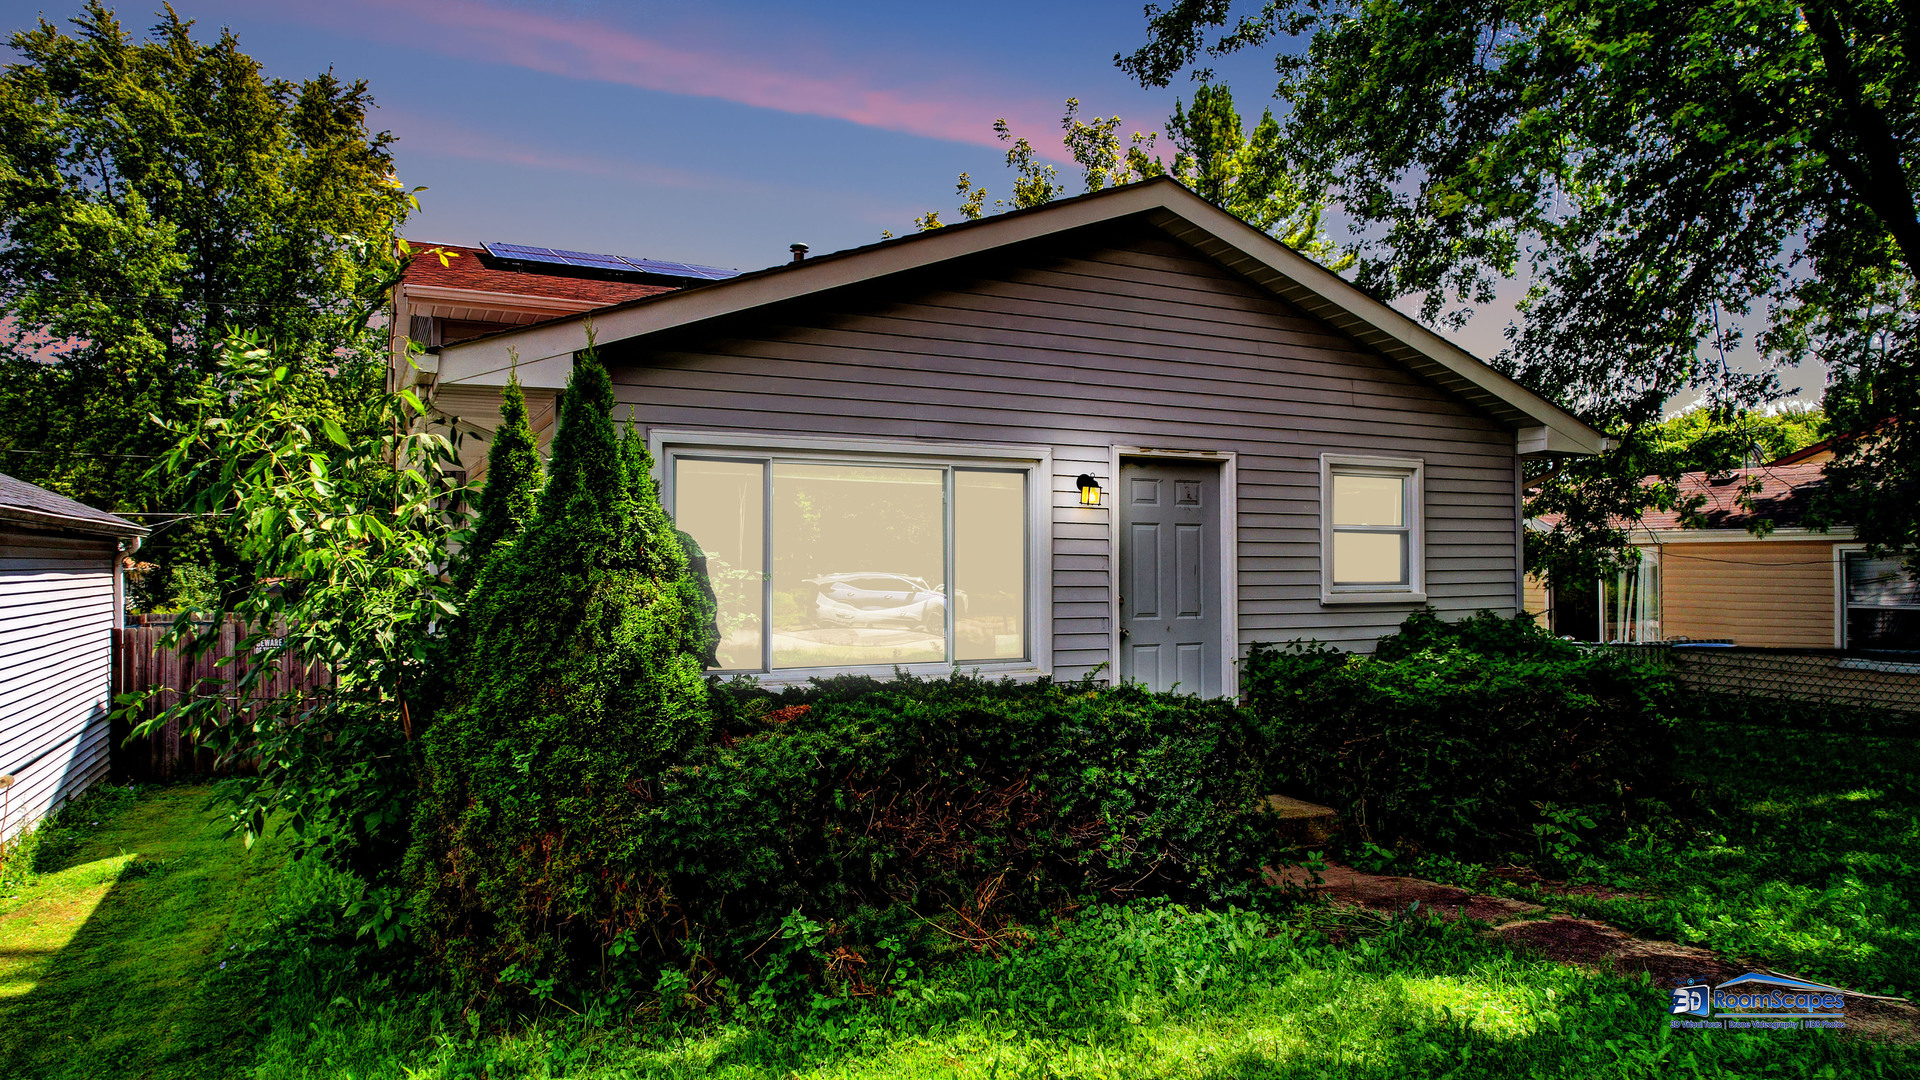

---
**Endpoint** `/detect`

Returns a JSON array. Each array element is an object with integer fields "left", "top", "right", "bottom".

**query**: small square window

[{"left": 1321, "top": 454, "right": 1425, "bottom": 604}]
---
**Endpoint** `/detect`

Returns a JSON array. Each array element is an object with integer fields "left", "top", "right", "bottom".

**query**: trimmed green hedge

[
  {"left": 1244, "top": 611, "right": 1684, "bottom": 856},
  {"left": 413, "top": 673, "right": 1286, "bottom": 998}
]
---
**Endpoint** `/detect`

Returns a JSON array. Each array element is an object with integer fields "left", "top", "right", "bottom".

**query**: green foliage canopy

[
  {"left": 125, "top": 335, "right": 467, "bottom": 864},
  {"left": 1122, "top": 1, "right": 1917, "bottom": 560},
  {"left": 451, "top": 371, "right": 541, "bottom": 595},
  {"left": 911, "top": 92, "right": 1346, "bottom": 266},
  {"left": 0, "top": 2, "right": 411, "bottom": 580}
]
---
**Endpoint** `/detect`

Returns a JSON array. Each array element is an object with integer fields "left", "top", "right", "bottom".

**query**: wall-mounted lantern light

[{"left": 1076, "top": 473, "right": 1103, "bottom": 506}]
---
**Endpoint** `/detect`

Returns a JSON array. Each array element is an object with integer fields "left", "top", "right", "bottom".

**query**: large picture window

[
  {"left": 1320, "top": 454, "right": 1425, "bottom": 603},
  {"left": 667, "top": 441, "right": 1037, "bottom": 674},
  {"left": 1840, "top": 551, "right": 1920, "bottom": 652}
]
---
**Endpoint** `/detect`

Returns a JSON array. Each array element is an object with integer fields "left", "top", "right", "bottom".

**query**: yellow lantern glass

[{"left": 1076, "top": 473, "right": 1102, "bottom": 506}]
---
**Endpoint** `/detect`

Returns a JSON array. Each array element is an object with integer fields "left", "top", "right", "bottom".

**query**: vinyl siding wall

[
  {"left": 1656, "top": 540, "right": 1837, "bottom": 648},
  {"left": 0, "top": 527, "right": 117, "bottom": 841},
  {"left": 599, "top": 222, "right": 1523, "bottom": 678}
]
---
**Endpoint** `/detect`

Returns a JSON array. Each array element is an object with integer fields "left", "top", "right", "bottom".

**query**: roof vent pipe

[{"left": 790, "top": 243, "right": 809, "bottom": 263}]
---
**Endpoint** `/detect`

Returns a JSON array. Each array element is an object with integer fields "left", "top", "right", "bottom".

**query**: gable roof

[
  {"left": 433, "top": 177, "right": 1607, "bottom": 456},
  {"left": 0, "top": 472, "right": 146, "bottom": 538}
]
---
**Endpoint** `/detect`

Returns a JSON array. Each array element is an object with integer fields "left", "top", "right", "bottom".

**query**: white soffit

[{"left": 434, "top": 178, "right": 1606, "bottom": 455}]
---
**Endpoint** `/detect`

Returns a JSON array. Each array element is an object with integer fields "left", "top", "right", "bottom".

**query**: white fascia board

[
  {"left": 431, "top": 179, "right": 1605, "bottom": 456},
  {"left": 1626, "top": 526, "right": 1855, "bottom": 545},
  {"left": 435, "top": 189, "right": 1172, "bottom": 387},
  {"left": 1140, "top": 200, "right": 1605, "bottom": 455},
  {"left": 1518, "top": 425, "right": 1607, "bottom": 456}
]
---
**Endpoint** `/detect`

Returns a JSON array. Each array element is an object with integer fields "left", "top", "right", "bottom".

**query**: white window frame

[
  {"left": 1320, "top": 453, "right": 1426, "bottom": 604},
  {"left": 1598, "top": 546, "right": 1661, "bottom": 644},
  {"left": 1834, "top": 543, "right": 1863, "bottom": 649},
  {"left": 1833, "top": 543, "right": 1920, "bottom": 659},
  {"left": 1103, "top": 445, "right": 1241, "bottom": 697},
  {"left": 651, "top": 429, "right": 1053, "bottom": 685}
]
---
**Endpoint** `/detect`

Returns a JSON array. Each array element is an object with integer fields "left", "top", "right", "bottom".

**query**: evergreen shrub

[
  {"left": 1244, "top": 610, "right": 1683, "bottom": 856},
  {"left": 407, "top": 351, "right": 715, "bottom": 982}
]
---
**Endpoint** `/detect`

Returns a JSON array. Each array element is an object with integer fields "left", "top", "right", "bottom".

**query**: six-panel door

[{"left": 1117, "top": 459, "right": 1222, "bottom": 696}]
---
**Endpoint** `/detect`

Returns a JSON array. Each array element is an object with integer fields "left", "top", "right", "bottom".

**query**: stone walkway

[{"left": 1269, "top": 860, "right": 1920, "bottom": 1043}]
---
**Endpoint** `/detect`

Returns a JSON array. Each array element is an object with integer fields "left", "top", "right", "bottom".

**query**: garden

[{"left": 0, "top": 340, "right": 1915, "bottom": 1077}]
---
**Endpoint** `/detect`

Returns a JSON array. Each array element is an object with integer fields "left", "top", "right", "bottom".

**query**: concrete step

[{"left": 1260, "top": 793, "right": 1339, "bottom": 846}]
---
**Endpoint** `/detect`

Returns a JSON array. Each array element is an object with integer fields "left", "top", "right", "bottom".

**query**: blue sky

[
  {"left": 0, "top": 1, "right": 1806, "bottom": 393},
  {"left": 0, "top": 1, "right": 1284, "bottom": 271}
]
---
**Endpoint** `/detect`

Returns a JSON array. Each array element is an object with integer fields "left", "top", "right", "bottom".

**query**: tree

[
  {"left": 0, "top": 2, "right": 413, "bottom": 594},
  {"left": 1163, "top": 83, "right": 1347, "bottom": 267},
  {"left": 910, "top": 100, "right": 1161, "bottom": 230},
  {"left": 1643, "top": 404, "right": 1827, "bottom": 475},
  {"left": 127, "top": 334, "right": 467, "bottom": 869},
  {"left": 408, "top": 347, "right": 713, "bottom": 981},
  {"left": 618, "top": 413, "right": 721, "bottom": 668},
  {"left": 911, "top": 92, "right": 1348, "bottom": 267},
  {"left": 450, "top": 369, "right": 541, "bottom": 594},
  {"left": 1121, "top": 1, "right": 1917, "bottom": 566}
]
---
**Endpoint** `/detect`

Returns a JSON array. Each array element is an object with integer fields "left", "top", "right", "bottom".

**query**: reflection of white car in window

[{"left": 807, "top": 573, "right": 964, "bottom": 631}]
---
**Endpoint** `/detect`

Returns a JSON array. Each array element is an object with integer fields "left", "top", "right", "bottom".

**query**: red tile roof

[{"left": 400, "top": 243, "right": 678, "bottom": 306}]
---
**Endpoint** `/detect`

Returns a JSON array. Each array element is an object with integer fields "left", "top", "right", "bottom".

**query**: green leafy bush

[
  {"left": 613, "top": 673, "right": 1283, "bottom": 1003},
  {"left": 1244, "top": 610, "right": 1683, "bottom": 857}
]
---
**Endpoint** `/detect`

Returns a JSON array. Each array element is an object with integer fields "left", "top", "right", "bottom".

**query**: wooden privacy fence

[{"left": 111, "top": 615, "right": 331, "bottom": 779}]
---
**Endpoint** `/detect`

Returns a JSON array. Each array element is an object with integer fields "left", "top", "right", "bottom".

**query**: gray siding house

[
  {"left": 423, "top": 179, "right": 1603, "bottom": 694},
  {"left": 1, "top": 474, "right": 145, "bottom": 840}
]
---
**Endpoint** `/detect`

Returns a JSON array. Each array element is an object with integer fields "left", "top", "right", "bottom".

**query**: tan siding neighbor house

[
  {"left": 417, "top": 179, "right": 1606, "bottom": 692},
  {"left": 1530, "top": 440, "right": 1920, "bottom": 652}
]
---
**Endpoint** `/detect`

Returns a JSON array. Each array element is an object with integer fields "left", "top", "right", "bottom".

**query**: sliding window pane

[
  {"left": 672, "top": 458, "right": 764, "bottom": 670},
  {"left": 771, "top": 463, "right": 945, "bottom": 668},
  {"left": 955, "top": 470, "right": 1025, "bottom": 661}
]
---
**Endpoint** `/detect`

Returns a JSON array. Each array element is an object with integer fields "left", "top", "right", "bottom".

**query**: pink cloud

[
  {"left": 387, "top": 108, "right": 752, "bottom": 192},
  {"left": 277, "top": 0, "right": 1071, "bottom": 160},
  {"left": 382, "top": 107, "right": 925, "bottom": 228}
]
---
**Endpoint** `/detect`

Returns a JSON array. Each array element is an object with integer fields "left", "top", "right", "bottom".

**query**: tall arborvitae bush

[
  {"left": 408, "top": 350, "right": 713, "bottom": 982},
  {"left": 452, "top": 372, "right": 541, "bottom": 594},
  {"left": 619, "top": 415, "right": 721, "bottom": 668}
]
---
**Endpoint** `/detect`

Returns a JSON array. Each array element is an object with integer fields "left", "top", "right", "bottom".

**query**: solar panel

[
  {"left": 484, "top": 241, "right": 740, "bottom": 281},
  {"left": 549, "top": 248, "right": 637, "bottom": 272},
  {"left": 485, "top": 243, "right": 561, "bottom": 260}
]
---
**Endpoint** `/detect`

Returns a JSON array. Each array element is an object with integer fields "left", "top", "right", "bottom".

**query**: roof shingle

[
  {"left": 0, "top": 472, "right": 145, "bottom": 536},
  {"left": 401, "top": 243, "right": 678, "bottom": 307}
]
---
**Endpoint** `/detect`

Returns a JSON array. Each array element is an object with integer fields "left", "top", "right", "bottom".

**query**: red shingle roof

[
  {"left": 400, "top": 243, "right": 678, "bottom": 306},
  {"left": 1632, "top": 459, "right": 1829, "bottom": 531}
]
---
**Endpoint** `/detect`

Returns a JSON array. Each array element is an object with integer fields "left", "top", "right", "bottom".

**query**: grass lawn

[
  {"left": 4, "top": 779, "right": 1916, "bottom": 1078},
  {"left": 1404, "top": 716, "right": 1920, "bottom": 1001},
  {"left": 253, "top": 903, "right": 1912, "bottom": 1080},
  {"left": 0, "top": 784, "right": 284, "bottom": 1079}
]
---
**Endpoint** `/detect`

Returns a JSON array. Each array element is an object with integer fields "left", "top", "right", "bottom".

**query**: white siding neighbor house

[
  {"left": 0, "top": 473, "right": 145, "bottom": 840},
  {"left": 417, "top": 178, "right": 1606, "bottom": 693}
]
